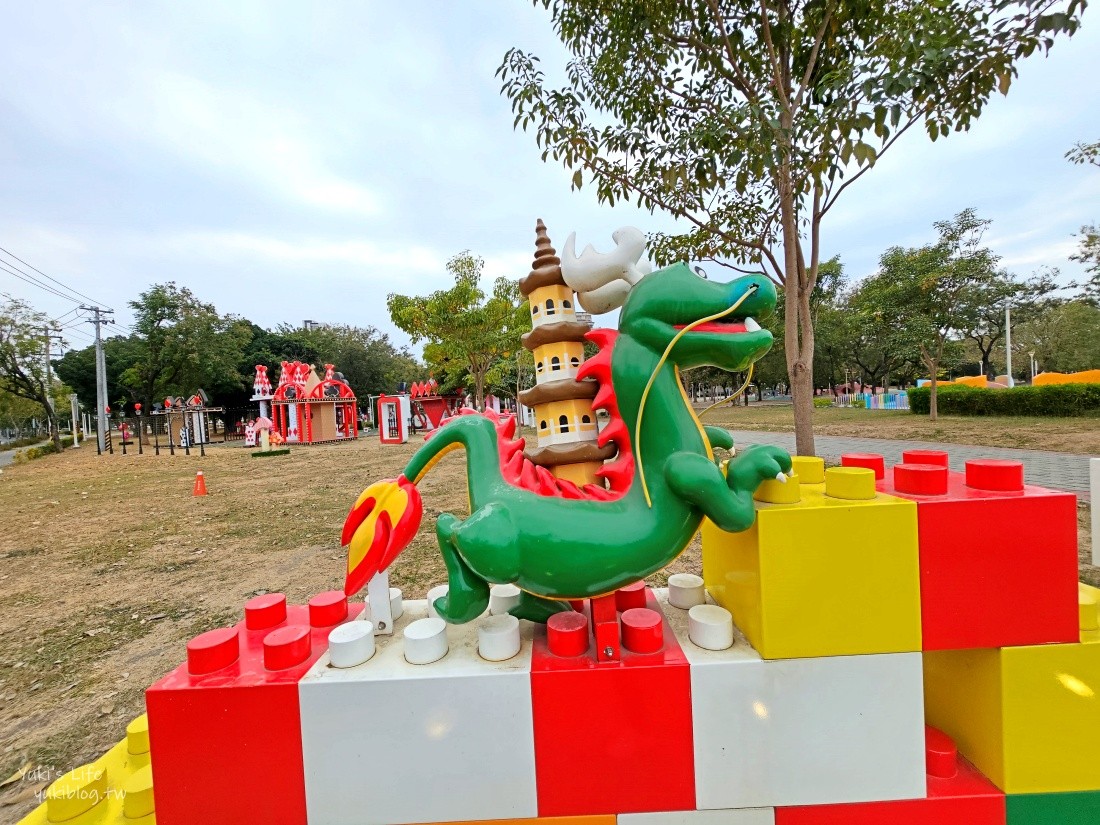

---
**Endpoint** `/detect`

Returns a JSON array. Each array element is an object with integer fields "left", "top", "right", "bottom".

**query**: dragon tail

[
  {"left": 342, "top": 413, "right": 496, "bottom": 596},
  {"left": 342, "top": 475, "right": 423, "bottom": 596}
]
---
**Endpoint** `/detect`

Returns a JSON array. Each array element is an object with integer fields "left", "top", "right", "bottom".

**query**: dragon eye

[{"left": 693, "top": 266, "right": 708, "bottom": 280}]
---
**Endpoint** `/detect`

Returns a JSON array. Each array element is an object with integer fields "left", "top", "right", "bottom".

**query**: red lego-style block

[
  {"left": 531, "top": 587, "right": 695, "bottom": 817},
  {"left": 146, "top": 591, "right": 362, "bottom": 825},
  {"left": 776, "top": 726, "right": 1006, "bottom": 824},
  {"left": 877, "top": 455, "right": 1078, "bottom": 651}
]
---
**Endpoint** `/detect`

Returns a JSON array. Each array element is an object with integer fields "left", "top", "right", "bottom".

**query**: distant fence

[{"left": 834, "top": 392, "right": 910, "bottom": 411}]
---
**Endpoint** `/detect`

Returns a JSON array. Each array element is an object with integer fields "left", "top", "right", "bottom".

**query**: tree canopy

[
  {"left": 499, "top": 0, "right": 1083, "bottom": 454},
  {"left": 0, "top": 296, "right": 66, "bottom": 447},
  {"left": 388, "top": 252, "right": 529, "bottom": 410}
]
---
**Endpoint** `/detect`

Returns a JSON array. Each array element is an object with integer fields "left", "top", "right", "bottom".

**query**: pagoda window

[
  {"left": 540, "top": 420, "right": 547, "bottom": 430},
  {"left": 558, "top": 414, "right": 570, "bottom": 433},
  {"left": 563, "top": 298, "right": 572, "bottom": 309},
  {"left": 546, "top": 299, "right": 556, "bottom": 315},
  {"left": 532, "top": 305, "right": 540, "bottom": 316},
  {"left": 581, "top": 415, "right": 591, "bottom": 424},
  {"left": 537, "top": 361, "right": 544, "bottom": 373},
  {"left": 551, "top": 356, "right": 561, "bottom": 371},
  {"left": 570, "top": 356, "right": 580, "bottom": 368}
]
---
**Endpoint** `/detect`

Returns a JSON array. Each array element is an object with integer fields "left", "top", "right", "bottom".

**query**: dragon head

[{"left": 618, "top": 262, "right": 776, "bottom": 372}]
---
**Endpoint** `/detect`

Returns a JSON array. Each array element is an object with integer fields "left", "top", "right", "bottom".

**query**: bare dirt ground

[
  {"left": 0, "top": 432, "right": 1094, "bottom": 817},
  {"left": 703, "top": 404, "right": 1100, "bottom": 454}
]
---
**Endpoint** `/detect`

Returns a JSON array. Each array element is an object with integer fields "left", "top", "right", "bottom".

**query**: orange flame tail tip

[{"left": 342, "top": 476, "right": 422, "bottom": 597}]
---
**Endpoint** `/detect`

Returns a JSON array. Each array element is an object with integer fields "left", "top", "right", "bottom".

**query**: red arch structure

[{"left": 271, "top": 362, "right": 359, "bottom": 444}]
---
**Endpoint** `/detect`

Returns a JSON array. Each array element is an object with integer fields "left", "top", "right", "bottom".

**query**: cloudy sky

[{"left": 1, "top": 1, "right": 1097, "bottom": 354}]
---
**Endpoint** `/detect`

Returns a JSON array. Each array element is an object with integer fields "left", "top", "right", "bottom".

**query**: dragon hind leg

[
  {"left": 509, "top": 591, "right": 573, "bottom": 623},
  {"left": 432, "top": 513, "right": 490, "bottom": 624}
]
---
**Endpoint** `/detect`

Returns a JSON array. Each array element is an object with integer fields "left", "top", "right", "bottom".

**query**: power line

[
  {"left": 0, "top": 245, "right": 109, "bottom": 308},
  {"left": 0, "top": 259, "right": 82, "bottom": 303},
  {"left": 52, "top": 307, "right": 81, "bottom": 325}
]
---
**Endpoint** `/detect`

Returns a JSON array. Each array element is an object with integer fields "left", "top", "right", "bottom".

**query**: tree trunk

[
  {"left": 928, "top": 364, "right": 939, "bottom": 422},
  {"left": 779, "top": 200, "right": 816, "bottom": 455}
]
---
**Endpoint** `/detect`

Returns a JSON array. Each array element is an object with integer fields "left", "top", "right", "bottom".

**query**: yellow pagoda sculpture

[{"left": 517, "top": 220, "right": 615, "bottom": 487}]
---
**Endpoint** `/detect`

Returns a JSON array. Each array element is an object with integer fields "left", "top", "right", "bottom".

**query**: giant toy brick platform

[{"left": 17, "top": 435, "right": 1099, "bottom": 825}]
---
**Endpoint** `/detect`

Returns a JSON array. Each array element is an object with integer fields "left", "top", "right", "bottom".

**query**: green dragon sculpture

[{"left": 342, "top": 262, "right": 792, "bottom": 623}]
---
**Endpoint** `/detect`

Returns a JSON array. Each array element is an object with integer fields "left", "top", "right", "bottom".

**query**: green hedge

[
  {"left": 813, "top": 396, "right": 833, "bottom": 408},
  {"left": 13, "top": 436, "right": 75, "bottom": 462},
  {"left": 908, "top": 383, "right": 1100, "bottom": 416}
]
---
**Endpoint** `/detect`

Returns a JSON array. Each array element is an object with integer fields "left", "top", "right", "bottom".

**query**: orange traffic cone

[{"left": 193, "top": 471, "right": 208, "bottom": 497}]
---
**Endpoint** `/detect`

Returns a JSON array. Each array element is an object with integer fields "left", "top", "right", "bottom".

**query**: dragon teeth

[{"left": 744, "top": 317, "right": 761, "bottom": 332}]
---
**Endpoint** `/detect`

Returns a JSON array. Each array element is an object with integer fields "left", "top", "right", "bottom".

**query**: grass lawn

[
  {"left": 0, "top": 434, "right": 1094, "bottom": 817},
  {"left": 701, "top": 403, "right": 1100, "bottom": 454}
]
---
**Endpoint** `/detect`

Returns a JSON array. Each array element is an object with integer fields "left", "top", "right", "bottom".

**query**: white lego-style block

[
  {"left": 299, "top": 600, "right": 538, "bottom": 825},
  {"left": 655, "top": 590, "right": 926, "bottom": 810},
  {"left": 619, "top": 807, "right": 775, "bottom": 824}
]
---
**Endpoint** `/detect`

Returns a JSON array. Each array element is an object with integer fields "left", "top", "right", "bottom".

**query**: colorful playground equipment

[
  {"left": 19, "top": 223, "right": 1097, "bottom": 825},
  {"left": 270, "top": 361, "right": 359, "bottom": 445}
]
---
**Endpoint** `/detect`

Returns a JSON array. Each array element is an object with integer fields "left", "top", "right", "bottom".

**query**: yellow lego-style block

[
  {"left": 702, "top": 470, "right": 922, "bottom": 659},
  {"left": 19, "top": 714, "right": 155, "bottom": 825},
  {"left": 924, "top": 586, "right": 1100, "bottom": 795}
]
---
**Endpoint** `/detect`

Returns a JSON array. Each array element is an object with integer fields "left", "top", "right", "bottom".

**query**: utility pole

[
  {"left": 1004, "top": 305, "right": 1014, "bottom": 388},
  {"left": 43, "top": 325, "right": 63, "bottom": 442},
  {"left": 82, "top": 306, "right": 115, "bottom": 454}
]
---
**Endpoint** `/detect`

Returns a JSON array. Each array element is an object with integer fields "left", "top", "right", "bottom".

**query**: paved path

[{"left": 727, "top": 430, "right": 1096, "bottom": 494}]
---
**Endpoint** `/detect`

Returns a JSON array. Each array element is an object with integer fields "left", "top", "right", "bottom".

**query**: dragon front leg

[{"left": 665, "top": 445, "right": 791, "bottom": 533}]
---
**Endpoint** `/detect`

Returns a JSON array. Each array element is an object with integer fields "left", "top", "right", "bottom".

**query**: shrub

[
  {"left": 12, "top": 436, "right": 75, "bottom": 463},
  {"left": 908, "top": 383, "right": 1100, "bottom": 416},
  {"left": 813, "top": 396, "right": 833, "bottom": 408}
]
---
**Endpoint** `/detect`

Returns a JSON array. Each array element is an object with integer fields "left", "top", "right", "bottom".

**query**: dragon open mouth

[{"left": 673, "top": 317, "right": 762, "bottom": 334}]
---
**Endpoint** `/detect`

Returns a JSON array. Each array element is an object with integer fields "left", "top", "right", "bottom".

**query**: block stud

[
  {"left": 965, "top": 459, "right": 1024, "bottom": 492},
  {"left": 924, "top": 726, "right": 959, "bottom": 779},
  {"left": 893, "top": 463, "right": 949, "bottom": 496},
  {"left": 667, "top": 573, "right": 706, "bottom": 609},
  {"left": 902, "top": 449, "right": 949, "bottom": 467},
  {"left": 45, "top": 764, "right": 107, "bottom": 821},
  {"left": 615, "top": 580, "right": 648, "bottom": 611},
  {"left": 790, "top": 455, "right": 825, "bottom": 483},
  {"left": 621, "top": 607, "right": 664, "bottom": 653},
  {"left": 329, "top": 620, "right": 376, "bottom": 668},
  {"left": 478, "top": 614, "right": 522, "bottom": 661},
  {"left": 754, "top": 472, "right": 801, "bottom": 503},
  {"left": 244, "top": 592, "right": 288, "bottom": 630},
  {"left": 308, "top": 590, "right": 349, "bottom": 627},
  {"left": 841, "top": 452, "right": 886, "bottom": 480},
  {"left": 489, "top": 583, "right": 522, "bottom": 615},
  {"left": 404, "top": 617, "right": 449, "bottom": 664},
  {"left": 688, "top": 604, "right": 735, "bottom": 651},
  {"left": 1080, "top": 585, "right": 1099, "bottom": 634},
  {"left": 122, "top": 764, "right": 155, "bottom": 819},
  {"left": 547, "top": 611, "right": 589, "bottom": 657},
  {"left": 126, "top": 713, "right": 150, "bottom": 756},
  {"left": 426, "top": 584, "right": 449, "bottom": 619},
  {"left": 824, "top": 466, "right": 876, "bottom": 500},
  {"left": 263, "top": 625, "right": 312, "bottom": 670},
  {"left": 186, "top": 626, "right": 240, "bottom": 675},
  {"left": 365, "top": 586, "right": 404, "bottom": 621}
]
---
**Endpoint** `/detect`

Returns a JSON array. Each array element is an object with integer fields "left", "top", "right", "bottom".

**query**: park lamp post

[{"left": 1028, "top": 351, "right": 1036, "bottom": 383}]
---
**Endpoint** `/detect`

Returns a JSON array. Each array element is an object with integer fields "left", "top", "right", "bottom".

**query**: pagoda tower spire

[{"left": 518, "top": 219, "right": 614, "bottom": 487}]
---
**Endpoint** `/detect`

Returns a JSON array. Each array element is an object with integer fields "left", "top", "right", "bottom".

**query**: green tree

[
  {"left": 498, "top": 0, "right": 1083, "bottom": 455},
  {"left": 388, "top": 252, "right": 528, "bottom": 411},
  {"left": 0, "top": 296, "right": 66, "bottom": 448},
  {"left": 863, "top": 210, "right": 1005, "bottom": 420},
  {"left": 54, "top": 335, "right": 143, "bottom": 410},
  {"left": 0, "top": 388, "right": 44, "bottom": 436},
  {"left": 1015, "top": 299, "right": 1100, "bottom": 374},
  {"left": 1067, "top": 139, "right": 1099, "bottom": 305},
  {"left": 120, "top": 283, "right": 249, "bottom": 408}
]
